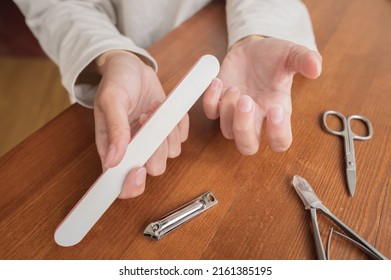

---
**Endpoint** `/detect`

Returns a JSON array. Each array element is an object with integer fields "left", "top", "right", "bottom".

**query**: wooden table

[{"left": 1, "top": 0, "right": 390, "bottom": 260}]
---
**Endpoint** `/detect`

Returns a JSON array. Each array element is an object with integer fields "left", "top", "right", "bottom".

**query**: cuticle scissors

[{"left": 322, "top": 110, "right": 373, "bottom": 197}]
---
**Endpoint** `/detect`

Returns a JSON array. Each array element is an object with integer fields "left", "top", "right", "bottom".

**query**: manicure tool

[
  {"left": 144, "top": 192, "right": 218, "bottom": 240},
  {"left": 292, "top": 175, "right": 387, "bottom": 260},
  {"left": 322, "top": 110, "right": 373, "bottom": 196},
  {"left": 54, "top": 55, "right": 220, "bottom": 247}
]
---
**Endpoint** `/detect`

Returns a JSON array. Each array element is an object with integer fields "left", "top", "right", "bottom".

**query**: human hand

[
  {"left": 94, "top": 51, "right": 189, "bottom": 198},
  {"left": 203, "top": 36, "right": 322, "bottom": 154}
]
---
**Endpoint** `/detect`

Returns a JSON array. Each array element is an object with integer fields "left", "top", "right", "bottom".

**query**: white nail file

[{"left": 54, "top": 55, "right": 220, "bottom": 247}]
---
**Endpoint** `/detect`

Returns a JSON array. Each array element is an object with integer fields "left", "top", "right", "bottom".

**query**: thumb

[
  {"left": 101, "top": 102, "right": 131, "bottom": 168},
  {"left": 288, "top": 45, "right": 322, "bottom": 79}
]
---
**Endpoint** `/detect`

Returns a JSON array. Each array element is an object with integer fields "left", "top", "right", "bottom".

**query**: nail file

[{"left": 54, "top": 55, "right": 220, "bottom": 247}]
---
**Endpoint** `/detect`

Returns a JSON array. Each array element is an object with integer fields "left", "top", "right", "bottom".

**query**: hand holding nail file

[{"left": 54, "top": 55, "right": 220, "bottom": 247}]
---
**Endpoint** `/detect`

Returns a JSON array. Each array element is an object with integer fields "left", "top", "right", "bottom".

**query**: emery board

[{"left": 54, "top": 55, "right": 220, "bottom": 247}]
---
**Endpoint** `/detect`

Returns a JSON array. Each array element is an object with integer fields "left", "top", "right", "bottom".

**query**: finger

[
  {"left": 148, "top": 100, "right": 162, "bottom": 114},
  {"left": 167, "top": 126, "right": 182, "bottom": 158},
  {"left": 94, "top": 99, "right": 131, "bottom": 168},
  {"left": 233, "top": 95, "right": 262, "bottom": 155},
  {"left": 219, "top": 86, "right": 241, "bottom": 139},
  {"left": 178, "top": 113, "right": 189, "bottom": 142},
  {"left": 94, "top": 108, "right": 109, "bottom": 165},
  {"left": 145, "top": 139, "right": 168, "bottom": 176},
  {"left": 118, "top": 167, "right": 147, "bottom": 199},
  {"left": 202, "top": 78, "right": 223, "bottom": 119},
  {"left": 138, "top": 100, "right": 162, "bottom": 127},
  {"left": 266, "top": 105, "right": 292, "bottom": 152},
  {"left": 138, "top": 113, "right": 149, "bottom": 127},
  {"left": 288, "top": 46, "right": 322, "bottom": 79}
]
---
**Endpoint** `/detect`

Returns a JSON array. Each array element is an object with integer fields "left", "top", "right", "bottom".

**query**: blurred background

[{"left": 0, "top": 0, "right": 70, "bottom": 156}]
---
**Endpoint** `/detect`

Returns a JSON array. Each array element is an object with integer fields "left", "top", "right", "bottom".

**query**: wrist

[
  {"left": 95, "top": 50, "right": 139, "bottom": 67},
  {"left": 230, "top": 35, "right": 265, "bottom": 50}
]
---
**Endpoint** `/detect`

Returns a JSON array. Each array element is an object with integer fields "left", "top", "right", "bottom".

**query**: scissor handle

[
  {"left": 322, "top": 110, "right": 373, "bottom": 140},
  {"left": 347, "top": 114, "right": 373, "bottom": 140},
  {"left": 322, "top": 110, "right": 347, "bottom": 136}
]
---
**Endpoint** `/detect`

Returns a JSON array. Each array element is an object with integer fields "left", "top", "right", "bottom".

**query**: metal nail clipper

[
  {"left": 144, "top": 192, "right": 218, "bottom": 240},
  {"left": 292, "top": 175, "right": 387, "bottom": 260}
]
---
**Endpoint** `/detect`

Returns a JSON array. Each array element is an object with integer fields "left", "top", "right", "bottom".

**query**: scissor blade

[
  {"left": 292, "top": 175, "right": 323, "bottom": 209},
  {"left": 347, "top": 169, "right": 356, "bottom": 197}
]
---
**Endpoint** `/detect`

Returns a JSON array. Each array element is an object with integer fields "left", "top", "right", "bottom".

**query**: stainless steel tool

[
  {"left": 292, "top": 175, "right": 387, "bottom": 260},
  {"left": 322, "top": 110, "right": 373, "bottom": 196},
  {"left": 144, "top": 192, "right": 218, "bottom": 240}
]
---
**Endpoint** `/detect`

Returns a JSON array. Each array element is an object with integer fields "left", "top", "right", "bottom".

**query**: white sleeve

[
  {"left": 226, "top": 0, "right": 317, "bottom": 51},
  {"left": 13, "top": 0, "right": 157, "bottom": 108}
]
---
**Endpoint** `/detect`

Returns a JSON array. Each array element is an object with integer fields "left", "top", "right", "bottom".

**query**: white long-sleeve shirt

[{"left": 13, "top": 0, "right": 317, "bottom": 108}]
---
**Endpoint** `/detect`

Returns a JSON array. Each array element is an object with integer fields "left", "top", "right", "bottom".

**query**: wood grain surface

[{"left": 0, "top": 0, "right": 390, "bottom": 260}]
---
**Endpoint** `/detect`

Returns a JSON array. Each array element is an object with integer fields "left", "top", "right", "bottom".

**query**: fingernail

[
  {"left": 269, "top": 105, "right": 285, "bottom": 124},
  {"left": 316, "top": 56, "right": 322, "bottom": 74},
  {"left": 211, "top": 78, "right": 222, "bottom": 91},
  {"left": 104, "top": 144, "right": 116, "bottom": 167},
  {"left": 135, "top": 168, "right": 146, "bottom": 186},
  {"left": 150, "top": 100, "right": 162, "bottom": 111},
  {"left": 238, "top": 95, "right": 253, "bottom": 113},
  {"left": 139, "top": 113, "right": 149, "bottom": 124}
]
